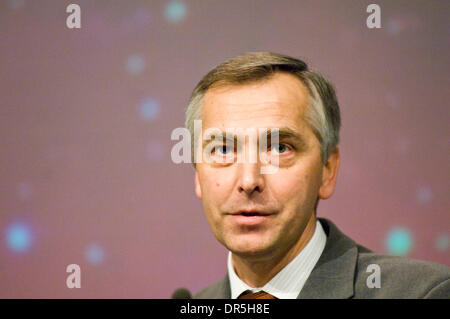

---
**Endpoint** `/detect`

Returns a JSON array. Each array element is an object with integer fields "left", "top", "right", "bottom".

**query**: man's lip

[
  {"left": 227, "top": 210, "right": 274, "bottom": 216},
  {"left": 226, "top": 211, "right": 275, "bottom": 226}
]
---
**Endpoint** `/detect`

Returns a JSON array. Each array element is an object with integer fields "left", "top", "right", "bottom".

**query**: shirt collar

[{"left": 227, "top": 219, "right": 327, "bottom": 299}]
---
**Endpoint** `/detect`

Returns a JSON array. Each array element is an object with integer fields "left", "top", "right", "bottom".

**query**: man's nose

[{"left": 237, "top": 162, "right": 265, "bottom": 195}]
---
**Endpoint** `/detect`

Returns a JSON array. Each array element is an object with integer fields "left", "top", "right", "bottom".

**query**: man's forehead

[
  {"left": 203, "top": 72, "right": 309, "bottom": 104},
  {"left": 201, "top": 73, "right": 310, "bottom": 130}
]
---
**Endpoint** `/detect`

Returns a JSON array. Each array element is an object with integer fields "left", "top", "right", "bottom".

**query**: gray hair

[{"left": 185, "top": 52, "right": 341, "bottom": 164}]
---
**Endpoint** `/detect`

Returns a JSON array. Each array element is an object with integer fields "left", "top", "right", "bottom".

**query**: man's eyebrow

[
  {"left": 202, "top": 131, "right": 236, "bottom": 148},
  {"left": 265, "top": 127, "right": 308, "bottom": 148},
  {"left": 201, "top": 127, "right": 308, "bottom": 148}
]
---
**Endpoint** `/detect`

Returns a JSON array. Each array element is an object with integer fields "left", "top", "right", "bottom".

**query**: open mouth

[
  {"left": 240, "top": 212, "right": 263, "bottom": 217},
  {"left": 228, "top": 211, "right": 273, "bottom": 225},
  {"left": 229, "top": 209, "right": 274, "bottom": 217}
]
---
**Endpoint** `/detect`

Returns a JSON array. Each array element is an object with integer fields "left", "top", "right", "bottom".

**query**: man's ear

[
  {"left": 195, "top": 170, "right": 202, "bottom": 199},
  {"left": 318, "top": 146, "right": 340, "bottom": 200}
]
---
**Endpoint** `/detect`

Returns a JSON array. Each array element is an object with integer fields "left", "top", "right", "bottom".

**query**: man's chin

[{"left": 224, "top": 234, "right": 277, "bottom": 258}]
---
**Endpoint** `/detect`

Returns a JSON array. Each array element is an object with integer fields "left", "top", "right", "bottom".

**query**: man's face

[{"left": 194, "top": 72, "right": 339, "bottom": 260}]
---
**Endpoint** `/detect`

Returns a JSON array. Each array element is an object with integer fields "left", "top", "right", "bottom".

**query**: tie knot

[{"left": 238, "top": 290, "right": 277, "bottom": 299}]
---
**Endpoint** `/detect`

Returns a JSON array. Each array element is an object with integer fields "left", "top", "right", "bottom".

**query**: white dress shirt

[{"left": 227, "top": 220, "right": 327, "bottom": 299}]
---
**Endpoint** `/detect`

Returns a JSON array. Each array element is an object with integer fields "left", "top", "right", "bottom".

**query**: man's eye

[
  {"left": 214, "top": 145, "right": 233, "bottom": 155},
  {"left": 270, "top": 143, "right": 289, "bottom": 154}
]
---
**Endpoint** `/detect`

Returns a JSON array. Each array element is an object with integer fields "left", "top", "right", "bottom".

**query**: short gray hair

[{"left": 185, "top": 52, "right": 341, "bottom": 164}]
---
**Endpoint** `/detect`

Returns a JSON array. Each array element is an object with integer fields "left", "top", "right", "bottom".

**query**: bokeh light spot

[
  {"left": 85, "top": 243, "right": 105, "bottom": 265},
  {"left": 394, "top": 136, "right": 411, "bottom": 154},
  {"left": 386, "top": 227, "right": 413, "bottom": 256},
  {"left": 386, "top": 15, "right": 420, "bottom": 37},
  {"left": 8, "top": 0, "right": 25, "bottom": 10},
  {"left": 125, "top": 54, "right": 146, "bottom": 75},
  {"left": 385, "top": 93, "right": 400, "bottom": 110},
  {"left": 165, "top": 0, "right": 187, "bottom": 23},
  {"left": 435, "top": 234, "right": 449, "bottom": 252},
  {"left": 139, "top": 98, "right": 160, "bottom": 121},
  {"left": 386, "top": 19, "right": 403, "bottom": 36},
  {"left": 17, "top": 182, "right": 33, "bottom": 200},
  {"left": 416, "top": 186, "right": 433, "bottom": 204},
  {"left": 6, "top": 223, "right": 32, "bottom": 252}
]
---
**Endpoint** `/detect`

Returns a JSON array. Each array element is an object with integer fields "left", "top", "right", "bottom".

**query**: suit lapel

[
  {"left": 298, "top": 218, "right": 358, "bottom": 299},
  {"left": 213, "top": 273, "right": 232, "bottom": 299}
]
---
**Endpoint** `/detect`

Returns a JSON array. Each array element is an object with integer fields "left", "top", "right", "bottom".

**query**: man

[{"left": 184, "top": 52, "right": 449, "bottom": 299}]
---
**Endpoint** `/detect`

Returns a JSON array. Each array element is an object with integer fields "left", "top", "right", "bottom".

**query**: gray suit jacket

[{"left": 194, "top": 218, "right": 450, "bottom": 298}]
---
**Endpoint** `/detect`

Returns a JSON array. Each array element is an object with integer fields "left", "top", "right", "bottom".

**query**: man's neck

[{"left": 231, "top": 214, "right": 317, "bottom": 287}]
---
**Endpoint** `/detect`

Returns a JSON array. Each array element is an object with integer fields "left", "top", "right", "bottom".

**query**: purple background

[{"left": 0, "top": 0, "right": 448, "bottom": 298}]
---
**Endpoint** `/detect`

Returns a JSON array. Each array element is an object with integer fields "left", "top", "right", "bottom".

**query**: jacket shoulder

[
  {"left": 354, "top": 246, "right": 450, "bottom": 298},
  {"left": 193, "top": 275, "right": 230, "bottom": 299}
]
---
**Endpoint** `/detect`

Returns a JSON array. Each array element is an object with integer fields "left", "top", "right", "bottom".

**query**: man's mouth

[
  {"left": 227, "top": 210, "right": 275, "bottom": 225},
  {"left": 240, "top": 212, "right": 261, "bottom": 217},
  {"left": 229, "top": 209, "right": 273, "bottom": 216}
]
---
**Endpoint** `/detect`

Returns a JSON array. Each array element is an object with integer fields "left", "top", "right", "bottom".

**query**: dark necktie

[{"left": 238, "top": 290, "right": 277, "bottom": 299}]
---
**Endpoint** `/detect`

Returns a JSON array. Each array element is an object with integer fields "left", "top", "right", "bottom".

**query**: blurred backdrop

[{"left": 0, "top": 0, "right": 449, "bottom": 298}]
